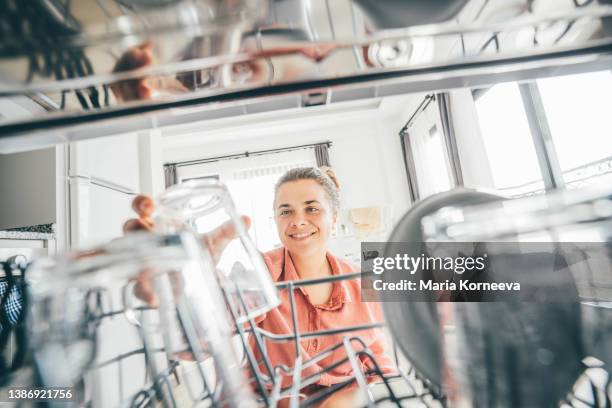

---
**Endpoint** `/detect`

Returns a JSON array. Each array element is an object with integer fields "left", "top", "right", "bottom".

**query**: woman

[{"left": 126, "top": 167, "right": 394, "bottom": 407}]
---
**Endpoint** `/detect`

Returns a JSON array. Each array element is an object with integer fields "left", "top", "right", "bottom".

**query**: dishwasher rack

[
  {"left": 1, "top": 258, "right": 28, "bottom": 381},
  {"left": 229, "top": 271, "right": 444, "bottom": 408},
  {"left": 2, "top": 257, "right": 611, "bottom": 407},
  {"left": 1, "top": 255, "right": 444, "bottom": 407},
  {"left": 95, "top": 270, "right": 446, "bottom": 408},
  {"left": 223, "top": 269, "right": 612, "bottom": 408},
  {"left": 77, "top": 290, "right": 219, "bottom": 408}
]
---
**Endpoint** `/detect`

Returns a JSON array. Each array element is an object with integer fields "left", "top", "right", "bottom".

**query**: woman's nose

[{"left": 290, "top": 215, "right": 307, "bottom": 227}]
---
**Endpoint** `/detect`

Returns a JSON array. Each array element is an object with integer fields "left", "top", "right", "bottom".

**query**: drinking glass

[
  {"left": 27, "top": 232, "right": 256, "bottom": 408},
  {"left": 155, "top": 178, "right": 280, "bottom": 323}
]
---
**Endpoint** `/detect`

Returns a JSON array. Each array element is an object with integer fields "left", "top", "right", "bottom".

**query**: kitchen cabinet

[
  {"left": 69, "top": 178, "right": 135, "bottom": 247},
  {"left": 70, "top": 133, "right": 140, "bottom": 193},
  {"left": 0, "top": 132, "right": 142, "bottom": 249},
  {"left": 0, "top": 238, "right": 56, "bottom": 259}
]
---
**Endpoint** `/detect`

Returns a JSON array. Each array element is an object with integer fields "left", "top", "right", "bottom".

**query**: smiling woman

[
  {"left": 273, "top": 167, "right": 340, "bottom": 267},
  {"left": 247, "top": 166, "right": 395, "bottom": 405}
]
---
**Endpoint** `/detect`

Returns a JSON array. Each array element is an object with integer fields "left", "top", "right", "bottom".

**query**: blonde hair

[{"left": 274, "top": 166, "right": 340, "bottom": 212}]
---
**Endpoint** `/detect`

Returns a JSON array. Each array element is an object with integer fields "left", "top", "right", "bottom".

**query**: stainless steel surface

[
  {"left": 382, "top": 189, "right": 503, "bottom": 391},
  {"left": 382, "top": 188, "right": 609, "bottom": 406},
  {"left": 1, "top": 0, "right": 612, "bottom": 151}
]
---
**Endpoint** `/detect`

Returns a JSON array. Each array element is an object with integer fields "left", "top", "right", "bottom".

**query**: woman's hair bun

[{"left": 319, "top": 166, "right": 340, "bottom": 191}]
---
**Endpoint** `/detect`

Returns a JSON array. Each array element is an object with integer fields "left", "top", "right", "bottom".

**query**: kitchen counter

[{"left": 0, "top": 223, "right": 55, "bottom": 240}]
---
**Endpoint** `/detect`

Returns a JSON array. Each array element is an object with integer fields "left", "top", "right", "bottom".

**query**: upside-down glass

[
  {"left": 27, "top": 232, "right": 256, "bottom": 408},
  {"left": 155, "top": 179, "right": 280, "bottom": 324}
]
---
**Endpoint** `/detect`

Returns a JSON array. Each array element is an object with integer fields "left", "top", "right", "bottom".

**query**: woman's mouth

[{"left": 288, "top": 231, "right": 316, "bottom": 241}]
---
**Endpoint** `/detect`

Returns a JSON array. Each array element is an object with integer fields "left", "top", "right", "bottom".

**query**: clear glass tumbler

[{"left": 155, "top": 178, "right": 280, "bottom": 323}]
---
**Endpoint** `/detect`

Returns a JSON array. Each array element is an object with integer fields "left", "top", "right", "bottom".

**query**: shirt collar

[{"left": 283, "top": 248, "right": 352, "bottom": 309}]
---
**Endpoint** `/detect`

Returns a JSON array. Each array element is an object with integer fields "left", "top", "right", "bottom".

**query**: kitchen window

[
  {"left": 474, "top": 82, "right": 545, "bottom": 197},
  {"left": 474, "top": 70, "right": 612, "bottom": 196},
  {"left": 536, "top": 71, "right": 612, "bottom": 189}
]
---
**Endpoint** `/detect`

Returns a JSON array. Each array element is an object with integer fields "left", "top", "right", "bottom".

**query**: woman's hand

[
  {"left": 123, "top": 194, "right": 252, "bottom": 305},
  {"left": 110, "top": 42, "right": 187, "bottom": 102}
]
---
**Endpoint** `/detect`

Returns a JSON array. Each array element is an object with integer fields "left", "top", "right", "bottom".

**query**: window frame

[
  {"left": 472, "top": 79, "right": 582, "bottom": 194},
  {"left": 518, "top": 82, "right": 566, "bottom": 191}
]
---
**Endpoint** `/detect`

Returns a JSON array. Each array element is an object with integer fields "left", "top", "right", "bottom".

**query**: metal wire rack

[
  {"left": 0, "top": 258, "right": 28, "bottom": 382},
  {"left": 228, "top": 271, "right": 445, "bottom": 408},
  {"left": 227, "top": 269, "right": 612, "bottom": 408},
  {"left": 40, "top": 284, "right": 222, "bottom": 408},
  {"left": 2, "top": 254, "right": 611, "bottom": 407}
]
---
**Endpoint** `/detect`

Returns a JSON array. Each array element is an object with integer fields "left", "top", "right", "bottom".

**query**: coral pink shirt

[{"left": 249, "top": 247, "right": 394, "bottom": 389}]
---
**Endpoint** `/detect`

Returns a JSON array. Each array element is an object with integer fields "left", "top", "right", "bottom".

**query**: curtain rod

[
  {"left": 399, "top": 94, "right": 436, "bottom": 136},
  {"left": 166, "top": 141, "right": 332, "bottom": 168}
]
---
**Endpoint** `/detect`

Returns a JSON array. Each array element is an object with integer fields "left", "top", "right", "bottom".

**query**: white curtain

[{"left": 408, "top": 100, "right": 454, "bottom": 199}]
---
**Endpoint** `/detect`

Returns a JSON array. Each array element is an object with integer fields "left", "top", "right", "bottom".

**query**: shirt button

[{"left": 312, "top": 339, "right": 319, "bottom": 350}]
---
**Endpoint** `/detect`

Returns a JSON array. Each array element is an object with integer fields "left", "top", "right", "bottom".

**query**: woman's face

[{"left": 274, "top": 179, "right": 336, "bottom": 256}]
